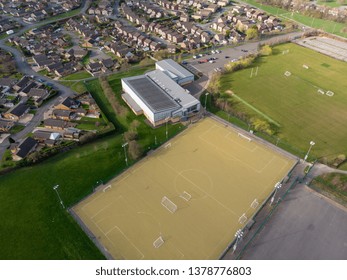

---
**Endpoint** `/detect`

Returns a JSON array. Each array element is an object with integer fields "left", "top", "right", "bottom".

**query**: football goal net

[
  {"left": 326, "top": 91, "right": 334, "bottom": 97},
  {"left": 238, "top": 132, "right": 252, "bottom": 142},
  {"left": 180, "top": 191, "right": 192, "bottom": 202},
  {"left": 161, "top": 196, "right": 177, "bottom": 213},
  {"left": 238, "top": 213, "right": 247, "bottom": 224},
  {"left": 251, "top": 199, "right": 259, "bottom": 209},
  {"left": 153, "top": 236, "right": 164, "bottom": 249},
  {"left": 284, "top": 71, "right": 291, "bottom": 77}
]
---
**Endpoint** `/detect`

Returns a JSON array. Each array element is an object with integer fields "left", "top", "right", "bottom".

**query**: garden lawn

[
  {"left": 220, "top": 43, "right": 347, "bottom": 160},
  {"left": 60, "top": 71, "right": 92, "bottom": 81}
]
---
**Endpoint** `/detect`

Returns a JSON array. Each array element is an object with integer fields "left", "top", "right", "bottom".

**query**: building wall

[{"left": 121, "top": 80, "right": 155, "bottom": 124}]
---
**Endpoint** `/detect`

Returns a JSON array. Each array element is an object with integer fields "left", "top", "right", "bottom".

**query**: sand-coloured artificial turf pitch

[{"left": 73, "top": 117, "right": 296, "bottom": 260}]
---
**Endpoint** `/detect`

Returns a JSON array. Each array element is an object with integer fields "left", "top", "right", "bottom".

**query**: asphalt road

[{"left": 242, "top": 184, "right": 347, "bottom": 260}]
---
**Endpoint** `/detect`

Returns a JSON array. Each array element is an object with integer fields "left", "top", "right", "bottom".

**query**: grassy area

[
  {"left": 60, "top": 71, "right": 92, "bottom": 81},
  {"left": 10, "top": 124, "right": 25, "bottom": 134},
  {"left": 75, "top": 116, "right": 108, "bottom": 131},
  {"left": 241, "top": 0, "right": 347, "bottom": 38},
  {"left": 84, "top": 65, "right": 154, "bottom": 129},
  {"left": 219, "top": 43, "right": 347, "bottom": 160},
  {"left": 310, "top": 172, "right": 347, "bottom": 206},
  {"left": 0, "top": 103, "right": 184, "bottom": 259},
  {"left": 38, "top": 69, "right": 49, "bottom": 76},
  {"left": 317, "top": 0, "right": 347, "bottom": 7},
  {"left": 0, "top": 63, "right": 188, "bottom": 259}
]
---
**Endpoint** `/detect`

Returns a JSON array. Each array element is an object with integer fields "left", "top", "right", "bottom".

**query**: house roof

[
  {"left": 61, "top": 97, "right": 80, "bottom": 108},
  {"left": 28, "top": 88, "right": 48, "bottom": 98},
  {"left": 8, "top": 103, "right": 29, "bottom": 117},
  {"left": 53, "top": 109, "right": 74, "bottom": 117},
  {"left": 0, "top": 78, "right": 17, "bottom": 87},
  {"left": 16, "top": 137, "right": 37, "bottom": 159}
]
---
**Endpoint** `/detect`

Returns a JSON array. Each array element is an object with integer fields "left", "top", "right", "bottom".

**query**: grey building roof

[
  {"left": 9, "top": 103, "right": 29, "bottom": 117},
  {"left": 16, "top": 137, "right": 37, "bottom": 159},
  {"left": 156, "top": 59, "right": 193, "bottom": 80},
  {"left": 122, "top": 75, "right": 180, "bottom": 113}
]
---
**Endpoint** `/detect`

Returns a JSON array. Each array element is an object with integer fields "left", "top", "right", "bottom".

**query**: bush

[
  {"left": 124, "top": 131, "right": 138, "bottom": 141},
  {"left": 128, "top": 140, "right": 143, "bottom": 160},
  {"left": 260, "top": 45, "right": 273, "bottom": 56}
]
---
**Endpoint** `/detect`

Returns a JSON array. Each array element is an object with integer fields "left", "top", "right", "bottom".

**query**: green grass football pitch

[
  {"left": 220, "top": 43, "right": 347, "bottom": 160},
  {"left": 74, "top": 118, "right": 296, "bottom": 260}
]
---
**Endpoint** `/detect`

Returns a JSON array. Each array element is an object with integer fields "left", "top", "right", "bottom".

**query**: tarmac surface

[
  {"left": 295, "top": 36, "right": 347, "bottom": 62},
  {"left": 241, "top": 184, "right": 347, "bottom": 260}
]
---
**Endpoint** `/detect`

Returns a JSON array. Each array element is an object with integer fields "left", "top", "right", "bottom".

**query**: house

[
  {"left": 13, "top": 76, "right": 30, "bottom": 92},
  {"left": 86, "top": 62, "right": 103, "bottom": 75},
  {"left": 3, "top": 103, "right": 29, "bottom": 121},
  {"left": 150, "top": 41, "right": 161, "bottom": 51},
  {"left": 201, "top": 32, "right": 211, "bottom": 43},
  {"left": 44, "top": 118, "right": 77, "bottom": 130},
  {"left": 12, "top": 137, "right": 38, "bottom": 161},
  {"left": 28, "top": 88, "right": 49, "bottom": 100},
  {"left": 52, "top": 109, "right": 76, "bottom": 120},
  {"left": 167, "top": 44, "right": 177, "bottom": 53},
  {"left": 33, "top": 130, "right": 61, "bottom": 145},
  {"left": 101, "top": 58, "right": 114, "bottom": 69},
  {"left": 55, "top": 97, "right": 80, "bottom": 110},
  {"left": 0, "top": 119, "right": 14, "bottom": 132}
]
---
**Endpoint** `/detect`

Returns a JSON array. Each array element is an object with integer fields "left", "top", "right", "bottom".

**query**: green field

[
  {"left": 241, "top": 0, "right": 347, "bottom": 38},
  {"left": 0, "top": 65, "right": 184, "bottom": 259},
  {"left": 220, "top": 43, "right": 347, "bottom": 160},
  {"left": 317, "top": 0, "right": 347, "bottom": 7}
]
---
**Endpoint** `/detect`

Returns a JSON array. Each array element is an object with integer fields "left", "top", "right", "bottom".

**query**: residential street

[{"left": 0, "top": 0, "right": 92, "bottom": 159}]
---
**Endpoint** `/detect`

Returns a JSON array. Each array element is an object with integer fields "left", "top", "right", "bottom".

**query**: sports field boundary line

[
  {"left": 208, "top": 113, "right": 299, "bottom": 162},
  {"left": 69, "top": 208, "right": 114, "bottom": 260},
  {"left": 231, "top": 94, "right": 281, "bottom": 127}
]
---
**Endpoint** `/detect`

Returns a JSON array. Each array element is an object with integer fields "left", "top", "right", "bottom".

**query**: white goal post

[
  {"left": 238, "top": 213, "right": 247, "bottom": 224},
  {"left": 180, "top": 191, "right": 192, "bottom": 202},
  {"left": 284, "top": 71, "right": 291, "bottom": 77},
  {"left": 238, "top": 132, "right": 252, "bottom": 142},
  {"left": 161, "top": 196, "right": 177, "bottom": 213},
  {"left": 251, "top": 199, "right": 259, "bottom": 209},
  {"left": 153, "top": 236, "right": 164, "bottom": 248},
  {"left": 326, "top": 91, "right": 334, "bottom": 97},
  {"left": 103, "top": 185, "right": 112, "bottom": 192}
]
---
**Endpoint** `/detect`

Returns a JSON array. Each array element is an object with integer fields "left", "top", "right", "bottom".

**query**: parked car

[{"left": 225, "top": 56, "right": 230, "bottom": 59}]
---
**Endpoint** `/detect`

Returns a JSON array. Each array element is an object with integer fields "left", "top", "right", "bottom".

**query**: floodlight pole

[
  {"left": 270, "top": 182, "right": 282, "bottom": 206},
  {"left": 165, "top": 117, "right": 170, "bottom": 140},
  {"left": 304, "top": 141, "right": 315, "bottom": 162},
  {"left": 53, "top": 185, "right": 65, "bottom": 209},
  {"left": 233, "top": 229, "right": 244, "bottom": 253},
  {"left": 122, "top": 142, "right": 128, "bottom": 166},
  {"left": 204, "top": 92, "right": 209, "bottom": 110}
]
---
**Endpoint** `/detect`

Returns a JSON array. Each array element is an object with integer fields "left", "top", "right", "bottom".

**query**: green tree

[
  {"left": 246, "top": 26, "right": 259, "bottom": 40},
  {"left": 251, "top": 118, "right": 274, "bottom": 135},
  {"left": 207, "top": 72, "right": 221, "bottom": 95},
  {"left": 260, "top": 45, "right": 273, "bottom": 56}
]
